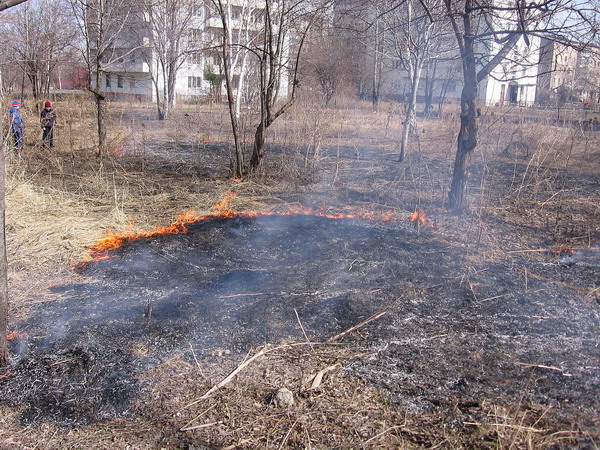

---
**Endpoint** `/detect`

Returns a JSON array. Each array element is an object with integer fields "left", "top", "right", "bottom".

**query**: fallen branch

[
  {"left": 328, "top": 311, "right": 386, "bottom": 342},
  {"left": 0, "top": 370, "right": 11, "bottom": 380}
]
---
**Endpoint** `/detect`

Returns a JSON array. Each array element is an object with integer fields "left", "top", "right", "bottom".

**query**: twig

[
  {"left": 278, "top": 419, "right": 298, "bottom": 450},
  {"left": 0, "top": 370, "right": 11, "bottom": 380},
  {"left": 294, "top": 309, "right": 313, "bottom": 350},
  {"left": 180, "top": 421, "right": 223, "bottom": 432},
  {"left": 478, "top": 293, "right": 510, "bottom": 303},
  {"left": 516, "top": 362, "right": 568, "bottom": 373},
  {"left": 218, "top": 292, "right": 264, "bottom": 299},
  {"left": 505, "top": 248, "right": 552, "bottom": 254},
  {"left": 182, "top": 342, "right": 317, "bottom": 408},
  {"left": 363, "top": 425, "right": 403, "bottom": 445},
  {"left": 328, "top": 311, "right": 386, "bottom": 342},
  {"left": 189, "top": 343, "right": 205, "bottom": 377},
  {"left": 519, "top": 269, "right": 588, "bottom": 294},
  {"left": 179, "top": 404, "right": 217, "bottom": 431},
  {"left": 45, "top": 358, "right": 76, "bottom": 368}
]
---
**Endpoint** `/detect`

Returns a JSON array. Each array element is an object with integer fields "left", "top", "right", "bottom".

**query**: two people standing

[{"left": 7, "top": 100, "right": 57, "bottom": 152}]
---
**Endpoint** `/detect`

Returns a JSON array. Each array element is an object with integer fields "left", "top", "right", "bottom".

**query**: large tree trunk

[
  {"left": 448, "top": 35, "right": 478, "bottom": 209},
  {"left": 0, "top": 118, "right": 8, "bottom": 367}
]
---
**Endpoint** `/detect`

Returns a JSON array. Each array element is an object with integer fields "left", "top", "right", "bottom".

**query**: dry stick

[
  {"left": 180, "top": 421, "right": 224, "bottom": 432},
  {"left": 463, "top": 422, "right": 546, "bottom": 433},
  {"left": 45, "top": 358, "right": 76, "bottom": 368},
  {"left": 179, "top": 404, "right": 218, "bottom": 431},
  {"left": 294, "top": 308, "right": 313, "bottom": 351},
  {"left": 328, "top": 311, "right": 386, "bottom": 342},
  {"left": 516, "top": 362, "right": 565, "bottom": 372},
  {"left": 278, "top": 419, "right": 299, "bottom": 450},
  {"left": 519, "top": 269, "right": 588, "bottom": 294},
  {"left": 363, "top": 425, "right": 403, "bottom": 445},
  {"left": 478, "top": 293, "right": 510, "bottom": 303},
  {"left": 182, "top": 342, "right": 317, "bottom": 409},
  {"left": 189, "top": 342, "right": 205, "bottom": 377},
  {"left": 218, "top": 292, "right": 265, "bottom": 299}
]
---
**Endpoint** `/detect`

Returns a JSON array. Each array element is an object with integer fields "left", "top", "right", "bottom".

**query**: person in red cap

[
  {"left": 9, "top": 100, "right": 24, "bottom": 153},
  {"left": 40, "top": 100, "right": 57, "bottom": 148}
]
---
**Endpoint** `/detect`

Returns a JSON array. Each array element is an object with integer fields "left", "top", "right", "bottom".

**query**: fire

[
  {"left": 554, "top": 244, "right": 575, "bottom": 255},
  {"left": 410, "top": 211, "right": 428, "bottom": 225},
  {"left": 79, "top": 190, "right": 435, "bottom": 266},
  {"left": 6, "top": 330, "right": 29, "bottom": 340}
]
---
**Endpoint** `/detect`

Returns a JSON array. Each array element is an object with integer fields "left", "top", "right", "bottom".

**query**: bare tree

[
  {"left": 445, "top": 0, "right": 599, "bottom": 209},
  {"left": 69, "top": 0, "right": 135, "bottom": 158},
  {"left": 248, "top": 0, "right": 324, "bottom": 172},
  {"left": 141, "top": 0, "right": 197, "bottom": 120},
  {"left": 0, "top": 0, "right": 76, "bottom": 104},
  {"left": 384, "top": 0, "right": 450, "bottom": 161},
  {"left": 0, "top": 0, "right": 30, "bottom": 370},
  {"left": 211, "top": 0, "right": 260, "bottom": 178},
  {"left": 0, "top": 109, "right": 6, "bottom": 368}
]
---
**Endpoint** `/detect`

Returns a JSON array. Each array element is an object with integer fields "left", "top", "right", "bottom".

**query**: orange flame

[
  {"left": 554, "top": 244, "right": 575, "bottom": 255},
  {"left": 410, "top": 211, "right": 428, "bottom": 225},
  {"left": 79, "top": 190, "right": 435, "bottom": 266},
  {"left": 7, "top": 330, "right": 29, "bottom": 340}
]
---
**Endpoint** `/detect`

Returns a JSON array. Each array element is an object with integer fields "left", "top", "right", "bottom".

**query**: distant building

[
  {"left": 92, "top": 1, "right": 288, "bottom": 104},
  {"left": 536, "top": 38, "right": 600, "bottom": 105},
  {"left": 477, "top": 35, "right": 541, "bottom": 107},
  {"left": 368, "top": 9, "right": 541, "bottom": 107}
]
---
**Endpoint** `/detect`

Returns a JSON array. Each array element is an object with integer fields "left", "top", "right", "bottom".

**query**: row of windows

[{"left": 105, "top": 74, "right": 136, "bottom": 89}]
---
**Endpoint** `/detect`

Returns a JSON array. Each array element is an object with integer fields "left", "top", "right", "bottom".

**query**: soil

[{"left": 1, "top": 104, "right": 599, "bottom": 448}]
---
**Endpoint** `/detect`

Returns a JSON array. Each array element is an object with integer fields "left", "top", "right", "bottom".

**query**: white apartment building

[{"left": 97, "top": 0, "right": 288, "bottom": 104}]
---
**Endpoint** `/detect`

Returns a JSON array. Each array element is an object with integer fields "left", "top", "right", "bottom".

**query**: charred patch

[{"left": 1, "top": 213, "right": 599, "bottom": 438}]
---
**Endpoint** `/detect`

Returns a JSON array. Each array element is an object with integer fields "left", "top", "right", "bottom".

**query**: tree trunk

[
  {"left": 399, "top": 64, "right": 421, "bottom": 162},
  {"left": 0, "top": 116, "right": 8, "bottom": 367},
  {"left": 250, "top": 121, "right": 266, "bottom": 171},
  {"left": 96, "top": 93, "right": 108, "bottom": 158},
  {"left": 448, "top": 36, "right": 478, "bottom": 209}
]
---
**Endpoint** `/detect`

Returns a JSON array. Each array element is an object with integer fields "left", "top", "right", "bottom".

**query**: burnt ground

[{"left": 1, "top": 118, "right": 600, "bottom": 448}]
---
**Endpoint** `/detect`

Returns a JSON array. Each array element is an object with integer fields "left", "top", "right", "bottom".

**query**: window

[
  {"left": 130, "top": 78, "right": 136, "bottom": 89},
  {"left": 118, "top": 75, "right": 123, "bottom": 88},
  {"left": 190, "top": 52, "right": 203, "bottom": 65},
  {"left": 191, "top": 28, "right": 202, "bottom": 41},
  {"left": 392, "top": 59, "right": 402, "bottom": 70},
  {"left": 105, "top": 73, "right": 111, "bottom": 88},
  {"left": 188, "top": 76, "right": 202, "bottom": 88}
]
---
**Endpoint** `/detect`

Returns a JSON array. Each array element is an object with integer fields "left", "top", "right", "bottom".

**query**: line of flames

[{"left": 79, "top": 191, "right": 434, "bottom": 265}]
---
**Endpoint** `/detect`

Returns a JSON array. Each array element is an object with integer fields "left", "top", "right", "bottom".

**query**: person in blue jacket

[{"left": 8, "top": 100, "right": 24, "bottom": 153}]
